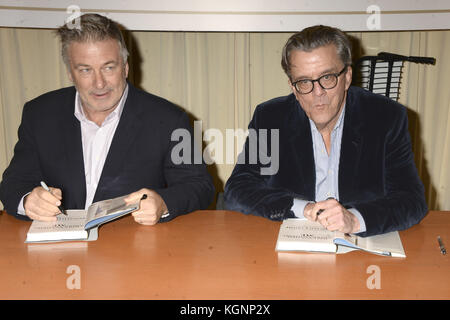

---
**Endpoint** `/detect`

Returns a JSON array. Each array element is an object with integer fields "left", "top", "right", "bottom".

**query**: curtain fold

[{"left": 1, "top": 28, "right": 449, "bottom": 209}]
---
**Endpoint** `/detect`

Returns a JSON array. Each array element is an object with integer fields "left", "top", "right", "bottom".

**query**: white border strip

[{"left": 0, "top": 0, "right": 449, "bottom": 31}]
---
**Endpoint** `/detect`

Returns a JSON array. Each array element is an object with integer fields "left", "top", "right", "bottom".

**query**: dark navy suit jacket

[
  {"left": 224, "top": 86, "right": 427, "bottom": 237},
  {"left": 0, "top": 83, "right": 215, "bottom": 221}
]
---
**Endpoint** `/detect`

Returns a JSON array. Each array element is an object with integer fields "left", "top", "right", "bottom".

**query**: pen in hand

[
  {"left": 316, "top": 197, "right": 335, "bottom": 217},
  {"left": 40, "top": 181, "right": 67, "bottom": 215}
]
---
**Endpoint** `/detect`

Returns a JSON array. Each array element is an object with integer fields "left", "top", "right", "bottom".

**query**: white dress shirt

[{"left": 74, "top": 85, "right": 128, "bottom": 209}]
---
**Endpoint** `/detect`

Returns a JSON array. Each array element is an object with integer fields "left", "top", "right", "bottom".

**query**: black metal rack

[{"left": 353, "top": 52, "right": 436, "bottom": 101}]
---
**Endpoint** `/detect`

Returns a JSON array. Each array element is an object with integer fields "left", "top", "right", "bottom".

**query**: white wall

[{"left": 0, "top": 0, "right": 449, "bottom": 31}]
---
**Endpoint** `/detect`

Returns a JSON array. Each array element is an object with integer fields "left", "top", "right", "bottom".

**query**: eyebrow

[
  {"left": 74, "top": 61, "right": 118, "bottom": 68},
  {"left": 75, "top": 63, "right": 90, "bottom": 68},
  {"left": 294, "top": 67, "right": 339, "bottom": 81}
]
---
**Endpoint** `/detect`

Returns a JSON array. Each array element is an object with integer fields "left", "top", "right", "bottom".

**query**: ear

[
  {"left": 288, "top": 78, "right": 296, "bottom": 94},
  {"left": 124, "top": 61, "right": 129, "bottom": 78},
  {"left": 344, "top": 66, "right": 353, "bottom": 90},
  {"left": 67, "top": 67, "right": 74, "bottom": 83}
]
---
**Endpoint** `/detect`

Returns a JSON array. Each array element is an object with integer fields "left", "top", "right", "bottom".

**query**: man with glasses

[{"left": 224, "top": 25, "right": 427, "bottom": 237}]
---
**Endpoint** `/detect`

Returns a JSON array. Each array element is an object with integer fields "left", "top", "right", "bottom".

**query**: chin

[
  {"left": 89, "top": 99, "right": 116, "bottom": 111},
  {"left": 312, "top": 116, "right": 333, "bottom": 127},
  {"left": 310, "top": 111, "right": 330, "bottom": 121}
]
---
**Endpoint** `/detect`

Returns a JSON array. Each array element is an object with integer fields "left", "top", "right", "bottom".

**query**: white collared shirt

[{"left": 74, "top": 85, "right": 128, "bottom": 209}]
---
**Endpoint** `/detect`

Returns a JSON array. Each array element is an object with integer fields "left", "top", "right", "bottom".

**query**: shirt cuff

[
  {"left": 17, "top": 192, "right": 31, "bottom": 216},
  {"left": 291, "top": 199, "right": 312, "bottom": 219},
  {"left": 161, "top": 212, "right": 170, "bottom": 219},
  {"left": 347, "top": 207, "right": 367, "bottom": 233}
]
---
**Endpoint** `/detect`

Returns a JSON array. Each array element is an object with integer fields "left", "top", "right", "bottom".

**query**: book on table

[
  {"left": 25, "top": 195, "right": 140, "bottom": 243},
  {"left": 275, "top": 218, "right": 406, "bottom": 257}
]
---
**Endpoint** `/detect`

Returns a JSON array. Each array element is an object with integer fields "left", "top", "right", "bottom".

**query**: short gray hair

[
  {"left": 56, "top": 13, "right": 129, "bottom": 66},
  {"left": 281, "top": 25, "right": 352, "bottom": 80}
]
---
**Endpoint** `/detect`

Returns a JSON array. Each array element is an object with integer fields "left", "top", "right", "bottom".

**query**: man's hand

[
  {"left": 24, "top": 186, "right": 63, "bottom": 221},
  {"left": 125, "top": 188, "right": 168, "bottom": 226},
  {"left": 303, "top": 199, "right": 360, "bottom": 234}
]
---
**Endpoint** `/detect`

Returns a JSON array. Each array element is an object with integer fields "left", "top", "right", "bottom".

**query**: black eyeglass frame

[{"left": 291, "top": 65, "right": 349, "bottom": 94}]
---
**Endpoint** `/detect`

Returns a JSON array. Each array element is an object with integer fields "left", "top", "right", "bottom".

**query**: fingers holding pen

[
  {"left": 24, "top": 186, "right": 63, "bottom": 221},
  {"left": 48, "top": 187, "right": 62, "bottom": 201},
  {"left": 127, "top": 188, "right": 167, "bottom": 226},
  {"left": 303, "top": 198, "right": 360, "bottom": 233},
  {"left": 304, "top": 198, "right": 336, "bottom": 221}
]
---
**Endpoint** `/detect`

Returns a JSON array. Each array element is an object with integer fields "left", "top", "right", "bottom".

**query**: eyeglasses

[{"left": 291, "top": 66, "right": 348, "bottom": 94}]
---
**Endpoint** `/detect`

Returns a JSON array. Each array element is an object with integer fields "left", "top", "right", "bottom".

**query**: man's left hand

[{"left": 125, "top": 188, "right": 168, "bottom": 225}]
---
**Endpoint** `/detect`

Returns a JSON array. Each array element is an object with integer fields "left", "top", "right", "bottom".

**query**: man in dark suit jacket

[
  {"left": 224, "top": 25, "right": 427, "bottom": 237},
  {"left": 0, "top": 14, "right": 214, "bottom": 224}
]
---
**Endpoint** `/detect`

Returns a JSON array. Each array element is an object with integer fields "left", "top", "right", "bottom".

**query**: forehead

[
  {"left": 67, "top": 39, "right": 121, "bottom": 65},
  {"left": 289, "top": 44, "right": 342, "bottom": 79}
]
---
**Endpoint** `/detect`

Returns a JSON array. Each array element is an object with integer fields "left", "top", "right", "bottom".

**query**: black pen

[
  {"left": 40, "top": 181, "right": 67, "bottom": 215},
  {"left": 438, "top": 236, "right": 446, "bottom": 255},
  {"left": 316, "top": 197, "right": 335, "bottom": 216}
]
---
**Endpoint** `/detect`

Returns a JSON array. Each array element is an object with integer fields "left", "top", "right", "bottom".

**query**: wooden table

[{"left": 0, "top": 210, "right": 449, "bottom": 300}]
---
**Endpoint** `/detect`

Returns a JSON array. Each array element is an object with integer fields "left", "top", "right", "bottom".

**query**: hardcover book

[
  {"left": 25, "top": 195, "right": 140, "bottom": 243},
  {"left": 275, "top": 218, "right": 406, "bottom": 257}
]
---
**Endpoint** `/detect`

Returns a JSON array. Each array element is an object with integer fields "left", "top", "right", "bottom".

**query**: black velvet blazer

[
  {"left": 0, "top": 83, "right": 215, "bottom": 221},
  {"left": 224, "top": 86, "right": 427, "bottom": 237}
]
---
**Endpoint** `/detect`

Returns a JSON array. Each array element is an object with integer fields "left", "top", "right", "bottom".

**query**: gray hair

[
  {"left": 56, "top": 13, "right": 129, "bottom": 66},
  {"left": 281, "top": 25, "right": 352, "bottom": 80}
]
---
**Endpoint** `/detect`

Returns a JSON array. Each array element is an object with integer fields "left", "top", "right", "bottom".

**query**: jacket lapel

[
  {"left": 93, "top": 84, "right": 143, "bottom": 201},
  {"left": 287, "top": 99, "right": 315, "bottom": 199},
  {"left": 339, "top": 88, "right": 364, "bottom": 202},
  {"left": 61, "top": 88, "right": 86, "bottom": 208}
]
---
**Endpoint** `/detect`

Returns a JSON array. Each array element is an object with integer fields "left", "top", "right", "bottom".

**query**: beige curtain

[
  {"left": 1, "top": 28, "right": 449, "bottom": 210},
  {"left": 0, "top": 28, "right": 71, "bottom": 171}
]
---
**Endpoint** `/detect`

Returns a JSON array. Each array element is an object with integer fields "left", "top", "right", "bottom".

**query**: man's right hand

[
  {"left": 303, "top": 199, "right": 360, "bottom": 234},
  {"left": 23, "top": 186, "right": 63, "bottom": 221}
]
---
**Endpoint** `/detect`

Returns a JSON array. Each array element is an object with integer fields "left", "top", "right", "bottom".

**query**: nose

[
  {"left": 93, "top": 70, "right": 106, "bottom": 89},
  {"left": 311, "top": 81, "right": 326, "bottom": 97}
]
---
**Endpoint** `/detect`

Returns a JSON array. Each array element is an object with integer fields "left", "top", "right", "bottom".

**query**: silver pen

[
  {"left": 437, "top": 236, "right": 446, "bottom": 255},
  {"left": 40, "top": 181, "right": 67, "bottom": 215}
]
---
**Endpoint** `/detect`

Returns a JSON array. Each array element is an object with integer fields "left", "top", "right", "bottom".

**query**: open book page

[
  {"left": 84, "top": 195, "right": 140, "bottom": 230},
  {"left": 333, "top": 232, "right": 361, "bottom": 254},
  {"left": 275, "top": 218, "right": 337, "bottom": 253},
  {"left": 359, "top": 231, "right": 406, "bottom": 257},
  {"left": 25, "top": 210, "right": 88, "bottom": 243},
  {"left": 335, "top": 231, "right": 405, "bottom": 257}
]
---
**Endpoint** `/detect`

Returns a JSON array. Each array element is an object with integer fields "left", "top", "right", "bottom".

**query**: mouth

[{"left": 91, "top": 90, "right": 112, "bottom": 99}]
